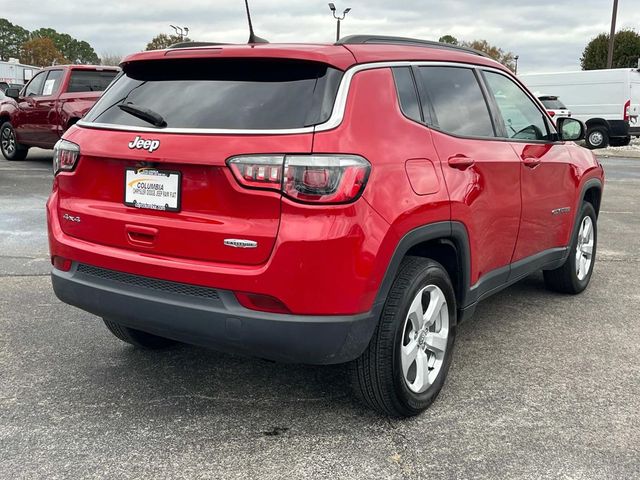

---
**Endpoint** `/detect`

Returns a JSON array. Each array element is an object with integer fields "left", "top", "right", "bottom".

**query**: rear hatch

[{"left": 56, "top": 57, "right": 344, "bottom": 265}]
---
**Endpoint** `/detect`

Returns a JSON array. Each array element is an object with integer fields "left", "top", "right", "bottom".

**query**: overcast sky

[{"left": 6, "top": 0, "right": 640, "bottom": 73}]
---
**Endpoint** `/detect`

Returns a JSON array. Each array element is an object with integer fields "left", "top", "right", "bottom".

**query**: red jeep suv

[{"left": 47, "top": 36, "right": 604, "bottom": 417}]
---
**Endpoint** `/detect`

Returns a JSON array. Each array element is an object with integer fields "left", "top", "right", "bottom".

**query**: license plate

[{"left": 124, "top": 168, "right": 181, "bottom": 212}]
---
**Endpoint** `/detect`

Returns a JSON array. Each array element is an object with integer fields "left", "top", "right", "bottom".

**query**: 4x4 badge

[{"left": 128, "top": 136, "right": 160, "bottom": 153}]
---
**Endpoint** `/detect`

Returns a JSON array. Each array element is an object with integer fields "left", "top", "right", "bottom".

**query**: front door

[{"left": 481, "top": 70, "right": 575, "bottom": 263}]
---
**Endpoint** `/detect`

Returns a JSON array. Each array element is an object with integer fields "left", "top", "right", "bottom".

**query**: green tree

[
  {"left": 145, "top": 33, "right": 192, "bottom": 51},
  {"left": 30, "top": 27, "right": 99, "bottom": 64},
  {"left": 581, "top": 29, "right": 640, "bottom": 70},
  {"left": 462, "top": 39, "right": 516, "bottom": 71},
  {"left": 0, "top": 18, "right": 29, "bottom": 61},
  {"left": 20, "top": 37, "right": 68, "bottom": 67},
  {"left": 438, "top": 35, "right": 458, "bottom": 45}
]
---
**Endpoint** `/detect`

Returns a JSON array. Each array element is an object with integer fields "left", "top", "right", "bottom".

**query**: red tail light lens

[
  {"left": 227, "top": 155, "right": 370, "bottom": 204},
  {"left": 53, "top": 139, "right": 80, "bottom": 175},
  {"left": 548, "top": 110, "right": 555, "bottom": 117},
  {"left": 227, "top": 155, "right": 284, "bottom": 190},
  {"left": 623, "top": 99, "right": 631, "bottom": 122}
]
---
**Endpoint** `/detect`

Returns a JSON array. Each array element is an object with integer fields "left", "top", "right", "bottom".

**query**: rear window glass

[
  {"left": 540, "top": 98, "right": 567, "bottom": 109},
  {"left": 68, "top": 70, "right": 118, "bottom": 93},
  {"left": 83, "top": 59, "right": 343, "bottom": 130},
  {"left": 417, "top": 66, "right": 495, "bottom": 138}
]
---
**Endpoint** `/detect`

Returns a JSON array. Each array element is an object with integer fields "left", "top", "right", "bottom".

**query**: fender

[{"left": 372, "top": 221, "right": 472, "bottom": 327}]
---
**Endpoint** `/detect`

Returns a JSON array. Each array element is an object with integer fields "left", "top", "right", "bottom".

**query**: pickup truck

[{"left": 0, "top": 65, "right": 119, "bottom": 160}]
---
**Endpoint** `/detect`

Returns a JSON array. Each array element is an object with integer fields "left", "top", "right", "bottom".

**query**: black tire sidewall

[
  {"left": 0, "top": 122, "right": 26, "bottom": 161},
  {"left": 567, "top": 203, "right": 598, "bottom": 292},
  {"left": 390, "top": 262, "right": 457, "bottom": 414}
]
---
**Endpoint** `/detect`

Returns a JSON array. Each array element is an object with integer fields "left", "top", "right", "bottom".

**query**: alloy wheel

[
  {"left": 1, "top": 127, "right": 16, "bottom": 155},
  {"left": 400, "top": 284, "right": 449, "bottom": 393},
  {"left": 576, "top": 216, "right": 594, "bottom": 281}
]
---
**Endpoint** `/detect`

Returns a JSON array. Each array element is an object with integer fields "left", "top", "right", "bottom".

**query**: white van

[{"left": 520, "top": 68, "right": 640, "bottom": 149}]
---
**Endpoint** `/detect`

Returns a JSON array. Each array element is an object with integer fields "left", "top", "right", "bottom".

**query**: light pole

[
  {"left": 328, "top": 3, "right": 351, "bottom": 42},
  {"left": 514, "top": 55, "right": 519, "bottom": 75},
  {"left": 170, "top": 25, "right": 190, "bottom": 40},
  {"left": 606, "top": 0, "right": 618, "bottom": 69}
]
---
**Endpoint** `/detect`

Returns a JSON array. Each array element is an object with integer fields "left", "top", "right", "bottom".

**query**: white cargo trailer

[
  {"left": 520, "top": 68, "right": 640, "bottom": 149},
  {"left": 0, "top": 59, "right": 39, "bottom": 88}
]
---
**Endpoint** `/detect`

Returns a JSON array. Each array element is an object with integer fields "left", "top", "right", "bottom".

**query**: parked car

[
  {"left": 48, "top": 36, "right": 604, "bottom": 417},
  {"left": 537, "top": 94, "right": 571, "bottom": 119},
  {"left": 0, "top": 65, "right": 119, "bottom": 160},
  {"left": 520, "top": 68, "right": 640, "bottom": 148}
]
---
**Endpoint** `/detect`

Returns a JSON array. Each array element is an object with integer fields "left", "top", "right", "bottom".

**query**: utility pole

[
  {"left": 328, "top": 3, "right": 351, "bottom": 42},
  {"left": 606, "top": 0, "right": 618, "bottom": 69},
  {"left": 514, "top": 55, "right": 519, "bottom": 75}
]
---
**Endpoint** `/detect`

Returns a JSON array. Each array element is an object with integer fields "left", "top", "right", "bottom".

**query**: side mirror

[
  {"left": 5, "top": 88, "right": 20, "bottom": 100},
  {"left": 557, "top": 117, "right": 585, "bottom": 142}
]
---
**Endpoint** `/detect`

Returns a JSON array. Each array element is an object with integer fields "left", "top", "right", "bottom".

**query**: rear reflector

[
  {"left": 235, "top": 292, "right": 291, "bottom": 314},
  {"left": 52, "top": 256, "right": 72, "bottom": 272},
  {"left": 227, "top": 154, "right": 370, "bottom": 204}
]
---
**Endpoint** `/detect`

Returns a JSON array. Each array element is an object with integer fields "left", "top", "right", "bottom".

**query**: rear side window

[
  {"left": 540, "top": 98, "right": 567, "bottom": 110},
  {"left": 83, "top": 59, "right": 343, "bottom": 130},
  {"left": 68, "top": 70, "right": 118, "bottom": 93},
  {"left": 392, "top": 67, "right": 422, "bottom": 123},
  {"left": 417, "top": 66, "right": 495, "bottom": 138}
]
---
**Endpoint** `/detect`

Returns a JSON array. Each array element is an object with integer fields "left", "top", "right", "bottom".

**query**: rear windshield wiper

[{"left": 118, "top": 103, "right": 167, "bottom": 128}]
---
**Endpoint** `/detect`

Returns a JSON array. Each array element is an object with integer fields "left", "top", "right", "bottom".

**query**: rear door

[
  {"left": 57, "top": 58, "right": 342, "bottom": 266},
  {"left": 414, "top": 65, "right": 522, "bottom": 288},
  {"left": 481, "top": 69, "right": 575, "bottom": 263}
]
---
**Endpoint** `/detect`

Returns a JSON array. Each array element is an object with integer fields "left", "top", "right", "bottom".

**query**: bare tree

[{"left": 100, "top": 52, "right": 123, "bottom": 66}]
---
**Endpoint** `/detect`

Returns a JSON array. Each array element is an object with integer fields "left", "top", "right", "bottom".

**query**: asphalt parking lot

[{"left": 1, "top": 149, "right": 639, "bottom": 479}]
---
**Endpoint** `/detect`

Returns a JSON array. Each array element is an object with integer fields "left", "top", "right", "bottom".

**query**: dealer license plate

[{"left": 124, "top": 168, "right": 181, "bottom": 212}]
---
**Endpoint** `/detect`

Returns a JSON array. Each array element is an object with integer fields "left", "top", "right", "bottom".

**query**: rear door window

[
  {"left": 416, "top": 66, "right": 495, "bottom": 138},
  {"left": 83, "top": 59, "right": 343, "bottom": 130},
  {"left": 68, "top": 70, "right": 118, "bottom": 93}
]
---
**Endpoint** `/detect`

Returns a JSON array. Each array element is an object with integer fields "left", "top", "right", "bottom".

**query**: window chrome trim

[{"left": 77, "top": 60, "right": 505, "bottom": 136}]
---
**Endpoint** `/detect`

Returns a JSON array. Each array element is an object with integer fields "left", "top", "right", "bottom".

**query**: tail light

[
  {"left": 235, "top": 292, "right": 291, "bottom": 314},
  {"left": 227, "top": 154, "right": 370, "bottom": 204},
  {"left": 623, "top": 99, "right": 631, "bottom": 122},
  {"left": 548, "top": 110, "right": 556, "bottom": 117},
  {"left": 53, "top": 139, "right": 80, "bottom": 174},
  {"left": 51, "top": 256, "right": 72, "bottom": 272}
]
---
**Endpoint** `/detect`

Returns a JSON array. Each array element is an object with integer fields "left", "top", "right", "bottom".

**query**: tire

[
  {"left": 585, "top": 126, "right": 609, "bottom": 149},
  {"left": 350, "top": 257, "right": 457, "bottom": 417},
  {"left": 103, "top": 318, "right": 177, "bottom": 349},
  {"left": 543, "top": 202, "right": 597, "bottom": 294},
  {"left": 609, "top": 136, "right": 631, "bottom": 147},
  {"left": 0, "top": 122, "right": 29, "bottom": 161}
]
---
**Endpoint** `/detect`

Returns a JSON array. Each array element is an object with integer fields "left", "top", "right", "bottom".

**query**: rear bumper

[{"left": 51, "top": 264, "right": 378, "bottom": 364}]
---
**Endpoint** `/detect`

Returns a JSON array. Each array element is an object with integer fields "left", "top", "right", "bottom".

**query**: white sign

[{"left": 124, "top": 168, "right": 180, "bottom": 212}]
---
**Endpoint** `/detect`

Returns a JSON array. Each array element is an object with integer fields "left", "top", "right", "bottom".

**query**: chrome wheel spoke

[
  {"left": 401, "top": 339, "right": 419, "bottom": 378},
  {"left": 413, "top": 350, "right": 431, "bottom": 392},
  {"left": 425, "top": 331, "right": 447, "bottom": 355},
  {"left": 407, "top": 290, "right": 425, "bottom": 331},
  {"left": 424, "top": 287, "right": 446, "bottom": 328}
]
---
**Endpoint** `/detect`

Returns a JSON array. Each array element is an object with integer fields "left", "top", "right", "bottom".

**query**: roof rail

[
  {"left": 168, "top": 41, "right": 232, "bottom": 49},
  {"left": 336, "top": 35, "right": 491, "bottom": 59}
]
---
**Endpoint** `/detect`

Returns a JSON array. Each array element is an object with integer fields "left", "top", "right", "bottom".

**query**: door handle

[
  {"left": 447, "top": 155, "right": 475, "bottom": 170},
  {"left": 522, "top": 157, "right": 541, "bottom": 168},
  {"left": 125, "top": 224, "right": 158, "bottom": 247}
]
